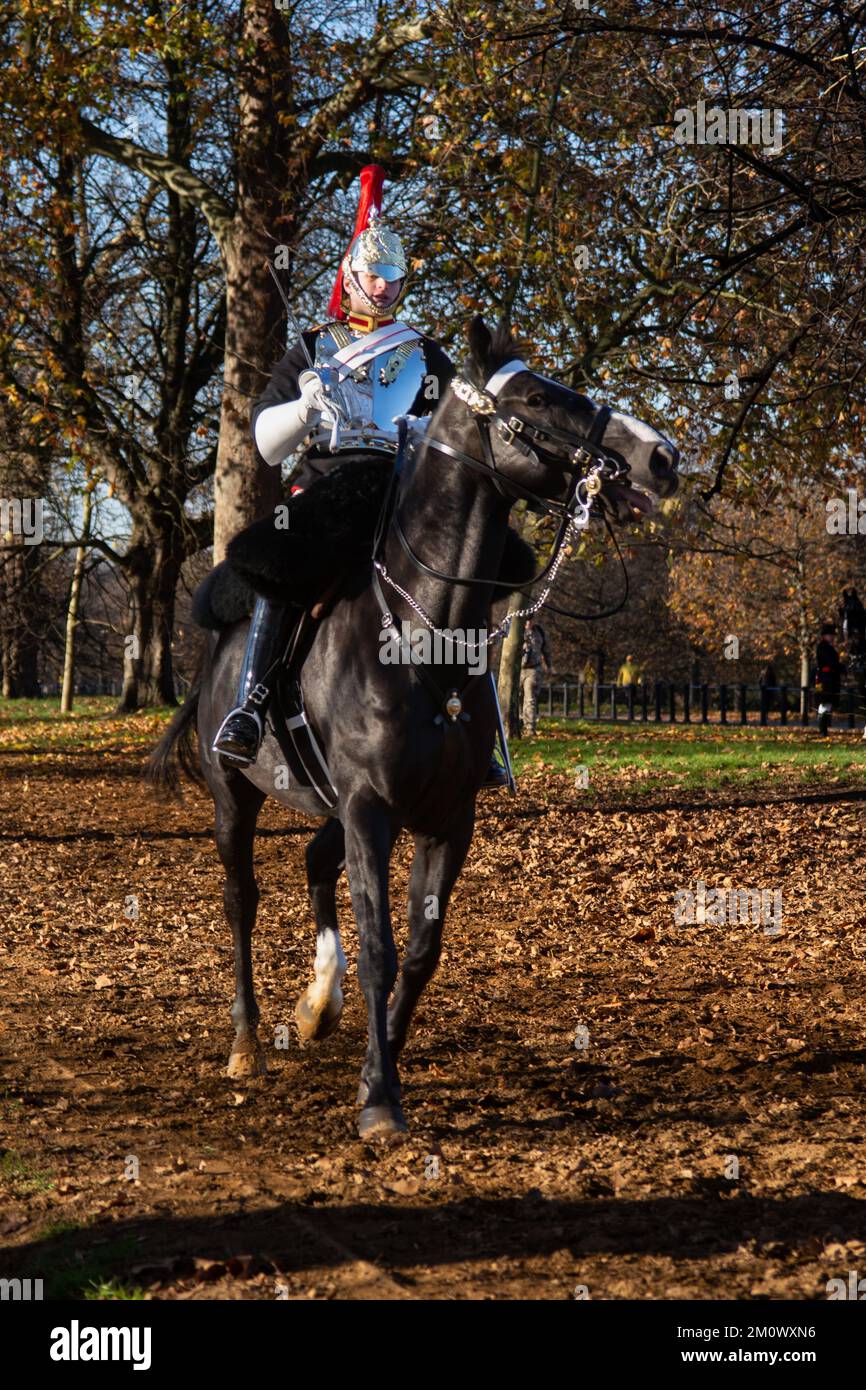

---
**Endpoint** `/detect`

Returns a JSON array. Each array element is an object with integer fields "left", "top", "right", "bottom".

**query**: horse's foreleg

[
  {"left": 343, "top": 797, "right": 403, "bottom": 1138},
  {"left": 214, "top": 777, "right": 267, "bottom": 1079},
  {"left": 296, "top": 818, "right": 347, "bottom": 1044},
  {"left": 388, "top": 804, "right": 476, "bottom": 1063}
]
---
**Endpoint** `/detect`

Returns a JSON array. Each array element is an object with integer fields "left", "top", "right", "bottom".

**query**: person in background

[
  {"left": 758, "top": 659, "right": 777, "bottom": 710},
  {"left": 520, "top": 617, "right": 553, "bottom": 736},
  {"left": 579, "top": 658, "right": 597, "bottom": 687},
  {"left": 815, "top": 622, "right": 842, "bottom": 736},
  {"left": 840, "top": 588, "right": 866, "bottom": 740},
  {"left": 616, "top": 653, "right": 642, "bottom": 686}
]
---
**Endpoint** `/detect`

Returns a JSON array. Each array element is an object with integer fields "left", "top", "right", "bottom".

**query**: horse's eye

[{"left": 528, "top": 392, "right": 545, "bottom": 408}]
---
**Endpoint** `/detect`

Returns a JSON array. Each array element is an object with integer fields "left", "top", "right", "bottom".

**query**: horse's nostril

[{"left": 651, "top": 443, "right": 678, "bottom": 475}]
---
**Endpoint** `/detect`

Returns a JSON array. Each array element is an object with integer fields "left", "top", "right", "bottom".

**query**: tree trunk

[
  {"left": 212, "top": 0, "right": 294, "bottom": 561},
  {"left": 60, "top": 484, "right": 93, "bottom": 713},
  {"left": 116, "top": 528, "right": 182, "bottom": 711},
  {"left": 213, "top": 231, "right": 282, "bottom": 562},
  {"left": 497, "top": 596, "right": 526, "bottom": 738},
  {"left": 0, "top": 544, "right": 41, "bottom": 697}
]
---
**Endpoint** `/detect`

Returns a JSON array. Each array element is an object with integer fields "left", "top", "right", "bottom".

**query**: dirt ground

[{"left": 2, "top": 729, "right": 866, "bottom": 1300}]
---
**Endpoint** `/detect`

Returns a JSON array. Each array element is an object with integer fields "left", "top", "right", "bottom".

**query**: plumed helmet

[
  {"left": 327, "top": 165, "right": 410, "bottom": 321},
  {"left": 347, "top": 212, "right": 407, "bottom": 282}
]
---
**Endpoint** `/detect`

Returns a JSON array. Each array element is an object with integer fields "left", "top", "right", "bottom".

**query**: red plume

[{"left": 327, "top": 165, "right": 386, "bottom": 321}]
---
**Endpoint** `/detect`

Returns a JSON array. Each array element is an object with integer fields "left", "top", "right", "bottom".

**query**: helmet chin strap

[{"left": 341, "top": 256, "right": 409, "bottom": 319}]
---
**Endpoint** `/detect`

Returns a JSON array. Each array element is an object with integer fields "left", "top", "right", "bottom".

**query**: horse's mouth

[{"left": 602, "top": 480, "right": 655, "bottom": 521}]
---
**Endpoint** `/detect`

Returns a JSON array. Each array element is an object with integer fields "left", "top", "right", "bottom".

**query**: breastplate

[{"left": 309, "top": 324, "right": 426, "bottom": 449}]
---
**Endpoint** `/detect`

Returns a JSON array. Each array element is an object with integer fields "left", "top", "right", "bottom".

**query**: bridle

[
  {"left": 444, "top": 370, "right": 621, "bottom": 518},
  {"left": 373, "top": 358, "right": 630, "bottom": 589},
  {"left": 368, "top": 357, "right": 636, "bottom": 721}
]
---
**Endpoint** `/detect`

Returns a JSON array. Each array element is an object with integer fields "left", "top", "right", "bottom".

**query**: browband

[{"left": 484, "top": 360, "right": 529, "bottom": 397}]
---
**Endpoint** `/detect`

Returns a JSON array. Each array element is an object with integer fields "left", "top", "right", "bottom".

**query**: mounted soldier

[
  {"left": 211, "top": 166, "right": 512, "bottom": 782},
  {"left": 153, "top": 282, "right": 680, "bottom": 1136}
]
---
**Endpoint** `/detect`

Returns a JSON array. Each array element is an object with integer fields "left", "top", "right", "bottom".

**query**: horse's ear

[{"left": 467, "top": 315, "right": 492, "bottom": 372}]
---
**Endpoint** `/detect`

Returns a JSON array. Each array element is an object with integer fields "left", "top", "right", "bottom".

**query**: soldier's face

[{"left": 352, "top": 272, "right": 404, "bottom": 312}]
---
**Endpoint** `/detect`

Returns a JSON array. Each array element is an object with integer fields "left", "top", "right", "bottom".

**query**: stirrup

[{"left": 212, "top": 704, "right": 265, "bottom": 767}]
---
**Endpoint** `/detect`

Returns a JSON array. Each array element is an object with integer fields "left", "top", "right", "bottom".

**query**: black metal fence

[{"left": 536, "top": 681, "right": 865, "bottom": 727}]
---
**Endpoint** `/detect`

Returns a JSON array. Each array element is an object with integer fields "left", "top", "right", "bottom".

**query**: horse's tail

[{"left": 146, "top": 677, "right": 203, "bottom": 794}]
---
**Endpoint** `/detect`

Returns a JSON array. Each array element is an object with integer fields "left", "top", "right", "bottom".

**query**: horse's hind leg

[
  {"left": 295, "top": 818, "right": 347, "bottom": 1044},
  {"left": 387, "top": 804, "right": 476, "bottom": 1064},
  {"left": 214, "top": 774, "right": 268, "bottom": 1079}
]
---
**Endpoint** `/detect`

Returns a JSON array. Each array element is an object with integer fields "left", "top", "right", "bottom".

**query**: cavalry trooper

[{"left": 212, "top": 164, "right": 508, "bottom": 787}]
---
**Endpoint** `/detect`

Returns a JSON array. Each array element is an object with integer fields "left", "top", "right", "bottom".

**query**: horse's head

[{"left": 461, "top": 317, "right": 679, "bottom": 519}]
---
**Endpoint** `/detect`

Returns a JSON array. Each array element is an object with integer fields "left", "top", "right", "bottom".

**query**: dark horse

[{"left": 150, "top": 318, "right": 679, "bottom": 1138}]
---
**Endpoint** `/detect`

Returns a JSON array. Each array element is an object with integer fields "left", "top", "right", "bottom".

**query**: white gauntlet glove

[
  {"left": 254, "top": 371, "right": 331, "bottom": 467},
  {"left": 297, "top": 369, "right": 331, "bottom": 418}
]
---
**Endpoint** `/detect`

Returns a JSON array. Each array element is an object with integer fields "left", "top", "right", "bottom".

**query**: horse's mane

[{"left": 464, "top": 321, "right": 533, "bottom": 388}]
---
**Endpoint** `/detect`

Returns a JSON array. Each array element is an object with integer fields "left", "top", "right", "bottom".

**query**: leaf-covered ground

[{"left": 2, "top": 702, "right": 866, "bottom": 1300}]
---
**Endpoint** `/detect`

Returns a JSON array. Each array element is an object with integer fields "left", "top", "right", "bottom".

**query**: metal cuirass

[{"left": 309, "top": 324, "right": 427, "bottom": 452}]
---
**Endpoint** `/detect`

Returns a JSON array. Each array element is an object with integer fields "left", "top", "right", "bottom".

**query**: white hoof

[{"left": 295, "top": 985, "right": 343, "bottom": 1044}]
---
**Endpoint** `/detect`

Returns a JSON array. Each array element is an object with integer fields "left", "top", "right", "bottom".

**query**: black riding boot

[
  {"left": 483, "top": 753, "right": 509, "bottom": 788},
  {"left": 212, "top": 596, "right": 291, "bottom": 766}
]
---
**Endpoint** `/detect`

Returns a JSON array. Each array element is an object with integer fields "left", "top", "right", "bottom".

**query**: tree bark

[
  {"left": 213, "top": 230, "right": 283, "bottom": 562},
  {"left": 0, "top": 544, "right": 42, "bottom": 697},
  {"left": 796, "top": 549, "right": 810, "bottom": 716},
  {"left": 60, "top": 483, "right": 93, "bottom": 713},
  {"left": 116, "top": 525, "right": 183, "bottom": 711},
  {"left": 497, "top": 597, "right": 526, "bottom": 738},
  {"left": 212, "top": 0, "right": 293, "bottom": 560}
]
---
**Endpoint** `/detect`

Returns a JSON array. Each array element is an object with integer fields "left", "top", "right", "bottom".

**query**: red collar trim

[{"left": 347, "top": 311, "right": 395, "bottom": 333}]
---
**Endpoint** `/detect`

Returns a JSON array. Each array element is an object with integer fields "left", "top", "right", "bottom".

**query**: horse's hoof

[
  {"left": 358, "top": 1104, "right": 407, "bottom": 1141},
  {"left": 226, "top": 1046, "right": 267, "bottom": 1079},
  {"left": 295, "top": 989, "right": 343, "bottom": 1045}
]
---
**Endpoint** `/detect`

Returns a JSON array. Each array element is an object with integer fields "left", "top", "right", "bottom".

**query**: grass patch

[
  {"left": 38, "top": 1218, "right": 88, "bottom": 1241},
  {"left": 510, "top": 719, "right": 866, "bottom": 796},
  {"left": 18, "top": 1229, "right": 144, "bottom": 1300},
  {"left": 0, "top": 1150, "right": 55, "bottom": 1194},
  {"left": 3, "top": 698, "right": 865, "bottom": 798},
  {"left": 49, "top": 1238, "right": 143, "bottom": 1301},
  {"left": 0, "top": 696, "right": 175, "bottom": 757},
  {"left": 0, "top": 1087, "right": 24, "bottom": 1120},
  {"left": 82, "top": 1277, "right": 147, "bottom": 1301}
]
